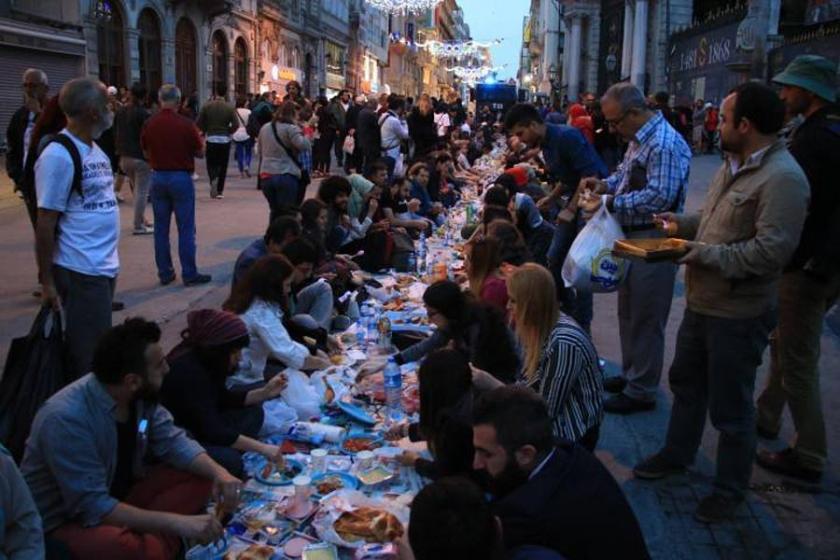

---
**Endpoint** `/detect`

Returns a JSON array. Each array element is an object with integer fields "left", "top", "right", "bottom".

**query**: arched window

[
  {"left": 137, "top": 9, "right": 162, "bottom": 96},
  {"left": 212, "top": 30, "right": 229, "bottom": 97},
  {"left": 175, "top": 18, "right": 197, "bottom": 97},
  {"left": 234, "top": 38, "right": 248, "bottom": 98},
  {"left": 97, "top": 2, "right": 125, "bottom": 87}
]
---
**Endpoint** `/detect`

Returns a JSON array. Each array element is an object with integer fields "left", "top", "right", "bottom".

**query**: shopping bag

[
  {"left": 561, "top": 200, "right": 627, "bottom": 293},
  {"left": 342, "top": 134, "right": 355, "bottom": 155},
  {"left": 281, "top": 369, "right": 322, "bottom": 420},
  {"left": 0, "top": 307, "right": 69, "bottom": 462}
]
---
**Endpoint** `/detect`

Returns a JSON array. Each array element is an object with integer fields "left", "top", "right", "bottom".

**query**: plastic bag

[
  {"left": 0, "top": 307, "right": 69, "bottom": 461},
  {"left": 281, "top": 369, "right": 322, "bottom": 420},
  {"left": 562, "top": 200, "right": 627, "bottom": 293},
  {"left": 259, "top": 399, "right": 298, "bottom": 438},
  {"left": 343, "top": 134, "right": 355, "bottom": 154}
]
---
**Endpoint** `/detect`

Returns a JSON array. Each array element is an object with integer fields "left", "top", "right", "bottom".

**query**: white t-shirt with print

[
  {"left": 35, "top": 130, "right": 120, "bottom": 278},
  {"left": 434, "top": 112, "right": 450, "bottom": 137}
]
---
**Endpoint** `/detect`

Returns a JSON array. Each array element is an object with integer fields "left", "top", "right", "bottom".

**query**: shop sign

[{"left": 326, "top": 72, "right": 345, "bottom": 90}]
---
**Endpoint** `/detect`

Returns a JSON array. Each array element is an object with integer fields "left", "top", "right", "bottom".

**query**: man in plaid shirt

[{"left": 580, "top": 83, "right": 692, "bottom": 414}]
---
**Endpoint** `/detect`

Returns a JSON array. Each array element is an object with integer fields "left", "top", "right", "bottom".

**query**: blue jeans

[
  {"left": 151, "top": 171, "right": 198, "bottom": 282},
  {"left": 234, "top": 139, "right": 253, "bottom": 173},
  {"left": 261, "top": 173, "right": 300, "bottom": 225}
]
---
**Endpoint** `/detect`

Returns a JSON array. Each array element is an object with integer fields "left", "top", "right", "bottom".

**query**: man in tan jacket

[{"left": 631, "top": 82, "right": 810, "bottom": 523}]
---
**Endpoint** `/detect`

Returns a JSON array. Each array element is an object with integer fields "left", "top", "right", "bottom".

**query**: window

[
  {"left": 137, "top": 9, "right": 162, "bottom": 96},
  {"left": 212, "top": 30, "right": 228, "bottom": 97},
  {"left": 234, "top": 38, "right": 248, "bottom": 98},
  {"left": 175, "top": 18, "right": 197, "bottom": 96},
  {"left": 97, "top": 3, "right": 125, "bottom": 87}
]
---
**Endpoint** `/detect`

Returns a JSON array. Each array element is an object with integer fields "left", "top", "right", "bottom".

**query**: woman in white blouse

[{"left": 224, "top": 254, "right": 331, "bottom": 387}]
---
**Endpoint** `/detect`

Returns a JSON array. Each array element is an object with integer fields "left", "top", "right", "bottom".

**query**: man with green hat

[{"left": 756, "top": 54, "right": 840, "bottom": 482}]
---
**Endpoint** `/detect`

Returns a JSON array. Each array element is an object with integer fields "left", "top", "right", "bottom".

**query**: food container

[{"left": 302, "top": 543, "right": 340, "bottom": 560}]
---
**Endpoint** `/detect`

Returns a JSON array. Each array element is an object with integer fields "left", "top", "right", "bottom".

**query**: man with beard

[
  {"left": 21, "top": 318, "right": 242, "bottom": 559},
  {"left": 754, "top": 56, "right": 840, "bottom": 483},
  {"left": 318, "top": 175, "right": 354, "bottom": 253},
  {"left": 330, "top": 89, "right": 351, "bottom": 168},
  {"left": 635, "top": 82, "right": 809, "bottom": 522},
  {"left": 472, "top": 386, "right": 648, "bottom": 560},
  {"left": 34, "top": 77, "right": 120, "bottom": 380}
]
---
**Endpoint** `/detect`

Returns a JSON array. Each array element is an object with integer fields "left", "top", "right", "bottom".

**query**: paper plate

[
  {"left": 254, "top": 458, "right": 304, "bottom": 486},
  {"left": 336, "top": 400, "right": 376, "bottom": 426},
  {"left": 312, "top": 472, "right": 360, "bottom": 499}
]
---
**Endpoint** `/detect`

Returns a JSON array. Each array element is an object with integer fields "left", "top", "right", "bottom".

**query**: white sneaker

[{"left": 132, "top": 225, "right": 154, "bottom": 235}]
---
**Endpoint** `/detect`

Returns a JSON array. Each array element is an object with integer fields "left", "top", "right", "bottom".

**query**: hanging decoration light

[
  {"left": 364, "top": 0, "right": 442, "bottom": 16},
  {"left": 447, "top": 64, "right": 506, "bottom": 82},
  {"left": 417, "top": 39, "right": 503, "bottom": 58}
]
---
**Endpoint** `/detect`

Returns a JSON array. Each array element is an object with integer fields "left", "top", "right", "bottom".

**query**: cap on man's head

[{"left": 772, "top": 55, "right": 838, "bottom": 103}]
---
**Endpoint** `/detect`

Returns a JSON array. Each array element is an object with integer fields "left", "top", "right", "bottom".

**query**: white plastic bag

[
  {"left": 259, "top": 399, "right": 298, "bottom": 438},
  {"left": 281, "top": 369, "right": 322, "bottom": 420},
  {"left": 343, "top": 134, "right": 355, "bottom": 154},
  {"left": 562, "top": 199, "right": 627, "bottom": 293}
]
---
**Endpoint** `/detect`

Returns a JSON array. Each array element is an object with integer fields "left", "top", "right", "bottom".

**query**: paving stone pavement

[{"left": 1, "top": 154, "right": 838, "bottom": 559}]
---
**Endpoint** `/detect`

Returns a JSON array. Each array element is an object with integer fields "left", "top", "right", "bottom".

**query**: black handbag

[{"left": 0, "top": 307, "right": 69, "bottom": 462}]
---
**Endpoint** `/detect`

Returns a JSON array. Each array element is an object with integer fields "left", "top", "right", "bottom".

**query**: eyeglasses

[{"left": 605, "top": 111, "right": 629, "bottom": 127}]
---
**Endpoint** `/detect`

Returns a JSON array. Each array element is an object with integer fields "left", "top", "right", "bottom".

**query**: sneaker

[
  {"left": 111, "top": 301, "right": 125, "bottom": 312},
  {"left": 633, "top": 452, "right": 686, "bottom": 480},
  {"left": 184, "top": 273, "right": 212, "bottom": 286},
  {"left": 215, "top": 193, "right": 224, "bottom": 199},
  {"left": 756, "top": 448, "right": 822, "bottom": 483},
  {"left": 244, "top": 169, "right": 251, "bottom": 178},
  {"left": 160, "top": 274, "right": 177, "bottom": 286},
  {"left": 603, "top": 376, "right": 627, "bottom": 394},
  {"left": 603, "top": 393, "right": 655, "bottom": 414},
  {"left": 695, "top": 494, "right": 741, "bottom": 524},
  {"left": 132, "top": 225, "right": 154, "bottom": 235}
]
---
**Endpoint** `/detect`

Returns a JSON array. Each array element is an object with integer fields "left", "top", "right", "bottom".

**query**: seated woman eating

[
  {"left": 388, "top": 349, "right": 479, "bottom": 481},
  {"left": 367, "top": 281, "right": 519, "bottom": 384},
  {"left": 464, "top": 236, "right": 508, "bottom": 312},
  {"left": 161, "top": 309, "right": 286, "bottom": 478},
  {"left": 472, "top": 264, "right": 603, "bottom": 451},
  {"left": 224, "top": 254, "right": 332, "bottom": 389}
]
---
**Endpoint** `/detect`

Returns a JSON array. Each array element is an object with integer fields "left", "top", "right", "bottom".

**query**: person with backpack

[
  {"left": 34, "top": 77, "right": 120, "bottom": 380},
  {"left": 257, "top": 101, "right": 310, "bottom": 225}
]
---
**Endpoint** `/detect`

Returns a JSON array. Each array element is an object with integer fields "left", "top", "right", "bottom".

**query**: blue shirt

[
  {"left": 605, "top": 112, "right": 692, "bottom": 227},
  {"left": 540, "top": 124, "right": 608, "bottom": 189},
  {"left": 410, "top": 180, "right": 434, "bottom": 217},
  {"left": 21, "top": 374, "right": 205, "bottom": 532},
  {"left": 232, "top": 238, "right": 268, "bottom": 287}
]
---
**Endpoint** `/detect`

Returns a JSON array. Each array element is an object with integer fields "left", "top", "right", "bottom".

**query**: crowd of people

[{"left": 2, "top": 52, "right": 839, "bottom": 559}]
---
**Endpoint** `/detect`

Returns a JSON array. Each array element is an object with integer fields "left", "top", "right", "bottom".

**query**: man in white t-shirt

[
  {"left": 434, "top": 104, "right": 451, "bottom": 138},
  {"left": 35, "top": 77, "right": 119, "bottom": 379}
]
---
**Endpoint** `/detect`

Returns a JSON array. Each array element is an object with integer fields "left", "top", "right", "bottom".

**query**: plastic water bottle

[
  {"left": 383, "top": 358, "right": 403, "bottom": 423},
  {"left": 377, "top": 314, "right": 392, "bottom": 352},
  {"left": 407, "top": 252, "right": 417, "bottom": 276},
  {"left": 417, "top": 232, "right": 427, "bottom": 276}
]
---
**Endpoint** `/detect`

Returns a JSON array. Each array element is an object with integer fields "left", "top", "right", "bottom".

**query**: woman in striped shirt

[{"left": 473, "top": 263, "right": 603, "bottom": 450}]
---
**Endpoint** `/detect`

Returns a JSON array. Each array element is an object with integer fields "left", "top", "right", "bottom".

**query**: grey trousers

[
  {"left": 293, "top": 280, "right": 334, "bottom": 331},
  {"left": 618, "top": 229, "right": 678, "bottom": 402},
  {"left": 662, "top": 308, "right": 775, "bottom": 499},
  {"left": 120, "top": 156, "right": 151, "bottom": 230},
  {"left": 53, "top": 265, "right": 115, "bottom": 380}
]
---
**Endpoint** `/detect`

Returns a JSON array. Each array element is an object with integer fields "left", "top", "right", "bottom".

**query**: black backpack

[
  {"left": 47, "top": 135, "right": 84, "bottom": 201},
  {"left": 247, "top": 101, "right": 272, "bottom": 138}
]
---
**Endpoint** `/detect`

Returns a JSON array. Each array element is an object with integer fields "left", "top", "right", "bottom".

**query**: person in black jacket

[
  {"left": 356, "top": 99, "right": 381, "bottom": 174},
  {"left": 388, "top": 349, "right": 480, "bottom": 483},
  {"left": 5, "top": 68, "right": 49, "bottom": 226},
  {"left": 344, "top": 95, "right": 365, "bottom": 173},
  {"left": 472, "top": 386, "right": 649, "bottom": 560},
  {"left": 161, "top": 309, "right": 287, "bottom": 477},
  {"left": 407, "top": 94, "right": 437, "bottom": 160}
]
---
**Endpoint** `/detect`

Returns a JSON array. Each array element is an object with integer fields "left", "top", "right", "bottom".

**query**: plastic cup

[
  {"left": 310, "top": 448, "right": 328, "bottom": 473},
  {"left": 356, "top": 450, "right": 375, "bottom": 470}
]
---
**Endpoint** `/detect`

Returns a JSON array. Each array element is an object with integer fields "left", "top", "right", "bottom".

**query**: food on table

[
  {"left": 315, "top": 475, "right": 346, "bottom": 495},
  {"left": 356, "top": 466, "right": 394, "bottom": 486},
  {"left": 330, "top": 354, "right": 344, "bottom": 365},
  {"left": 223, "top": 544, "right": 275, "bottom": 560},
  {"left": 342, "top": 437, "right": 382, "bottom": 453},
  {"left": 260, "top": 459, "right": 300, "bottom": 482},
  {"left": 382, "top": 299, "right": 405, "bottom": 311},
  {"left": 324, "top": 386, "right": 336, "bottom": 403},
  {"left": 395, "top": 276, "right": 414, "bottom": 289},
  {"left": 334, "top": 507, "right": 404, "bottom": 543}
]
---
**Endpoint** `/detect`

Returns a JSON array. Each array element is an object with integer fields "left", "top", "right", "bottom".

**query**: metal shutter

[{"left": 0, "top": 47, "right": 84, "bottom": 148}]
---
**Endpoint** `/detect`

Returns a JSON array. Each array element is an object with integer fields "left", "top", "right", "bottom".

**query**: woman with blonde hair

[
  {"left": 408, "top": 93, "right": 437, "bottom": 158},
  {"left": 473, "top": 263, "right": 603, "bottom": 450}
]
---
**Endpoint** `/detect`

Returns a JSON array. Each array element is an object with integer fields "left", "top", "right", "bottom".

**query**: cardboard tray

[{"left": 612, "top": 238, "right": 688, "bottom": 263}]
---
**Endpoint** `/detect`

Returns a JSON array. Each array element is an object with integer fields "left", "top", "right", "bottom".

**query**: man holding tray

[{"left": 632, "top": 82, "right": 809, "bottom": 523}]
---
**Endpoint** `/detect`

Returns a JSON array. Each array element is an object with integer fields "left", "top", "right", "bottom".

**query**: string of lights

[
  {"left": 415, "top": 39, "right": 503, "bottom": 58},
  {"left": 364, "top": 0, "right": 441, "bottom": 16}
]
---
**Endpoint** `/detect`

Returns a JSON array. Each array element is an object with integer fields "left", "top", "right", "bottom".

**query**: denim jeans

[
  {"left": 293, "top": 280, "right": 334, "bottom": 330},
  {"left": 261, "top": 173, "right": 300, "bottom": 225},
  {"left": 546, "top": 219, "right": 593, "bottom": 332},
  {"left": 234, "top": 139, "right": 254, "bottom": 173},
  {"left": 662, "top": 308, "right": 776, "bottom": 499},
  {"left": 120, "top": 156, "right": 151, "bottom": 230},
  {"left": 150, "top": 171, "right": 198, "bottom": 282}
]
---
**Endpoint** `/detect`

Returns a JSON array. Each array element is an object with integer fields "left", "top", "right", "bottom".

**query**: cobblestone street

[{"left": 1, "top": 154, "right": 838, "bottom": 558}]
